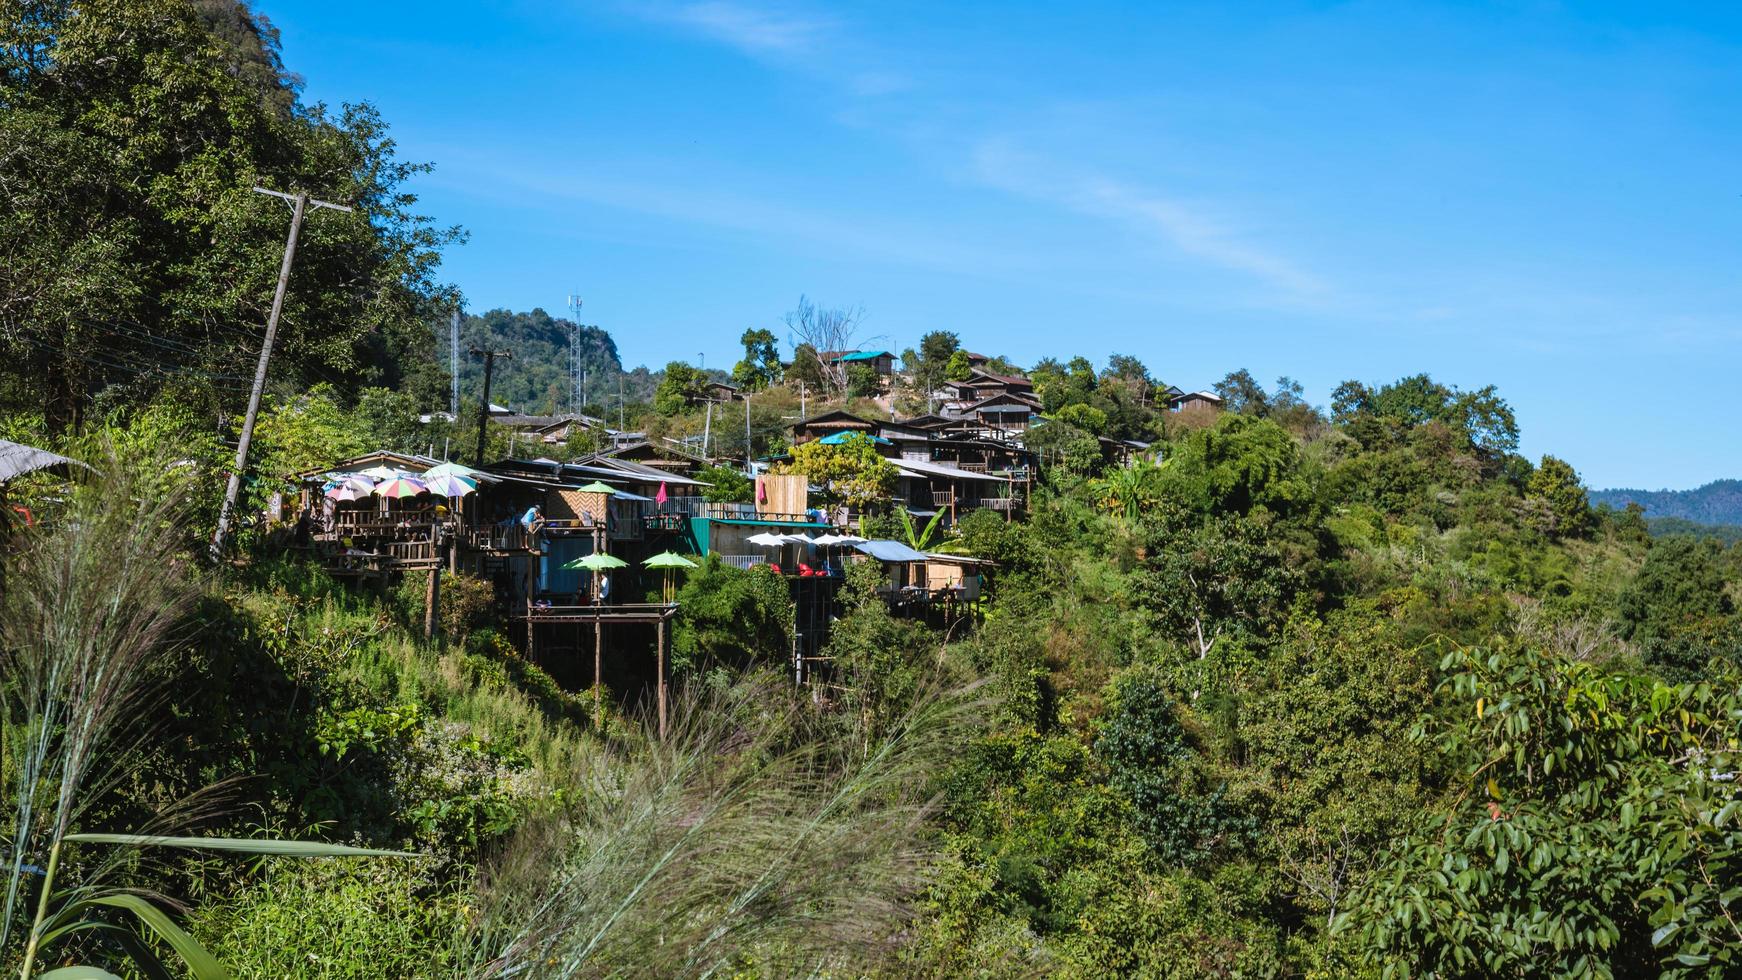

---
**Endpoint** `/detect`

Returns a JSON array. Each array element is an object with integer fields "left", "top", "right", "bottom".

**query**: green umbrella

[
  {"left": 575, "top": 481, "right": 619, "bottom": 494},
  {"left": 563, "top": 552, "right": 629, "bottom": 571},
  {"left": 644, "top": 551, "right": 697, "bottom": 603}
]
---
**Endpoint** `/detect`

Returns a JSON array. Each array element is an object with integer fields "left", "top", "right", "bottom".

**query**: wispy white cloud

[
  {"left": 619, "top": 6, "right": 1327, "bottom": 302},
  {"left": 650, "top": 1, "right": 831, "bottom": 56},
  {"left": 626, "top": 1, "right": 910, "bottom": 94},
  {"left": 971, "top": 140, "right": 1329, "bottom": 300}
]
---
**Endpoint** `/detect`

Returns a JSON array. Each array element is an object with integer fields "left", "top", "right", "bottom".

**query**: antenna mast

[
  {"left": 449, "top": 307, "right": 460, "bottom": 417},
  {"left": 567, "top": 292, "right": 584, "bottom": 414}
]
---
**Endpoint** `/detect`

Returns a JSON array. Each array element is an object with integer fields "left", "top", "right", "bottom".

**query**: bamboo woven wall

[{"left": 757, "top": 474, "right": 808, "bottom": 517}]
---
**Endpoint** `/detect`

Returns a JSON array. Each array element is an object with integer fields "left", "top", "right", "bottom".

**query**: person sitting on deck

[{"left": 597, "top": 573, "right": 611, "bottom": 604}]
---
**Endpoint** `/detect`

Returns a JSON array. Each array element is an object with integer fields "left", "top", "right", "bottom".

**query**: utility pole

[
  {"left": 211, "top": 186, "right": 351, "bottom": 561},
  {"left": 472, "top": 347, "right": 512, "bottom": 466},
  {"left": 618, "top": 374, "right": 625, "bottom": 431},
  {"left": 702, "top": 399, "right": 713, "bottom": 460},
  {"left": 744, "top": 393, "right": 752, "bottom": 470}
]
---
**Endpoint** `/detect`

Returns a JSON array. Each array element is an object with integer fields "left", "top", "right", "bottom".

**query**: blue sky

[{"left": 263, "top": 1, "right": 1742, "bottom": 490}]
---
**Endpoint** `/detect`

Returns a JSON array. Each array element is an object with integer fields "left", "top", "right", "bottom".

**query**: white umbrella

[
  {"left": 746, "top": 532, "right": 786, "bottom": 547},
  {"left": 813, "top": 533, "right": 866, "bottom": 546},
  {"left": 779, "top": 534, "right": 816, "bottom": 546},
  {"left": 358, "top": 464, "right": 407, "bottom": 479}
]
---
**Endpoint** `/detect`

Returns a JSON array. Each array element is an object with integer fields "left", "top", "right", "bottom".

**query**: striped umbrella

[
  {"left": 422, "top": 472, "right": 476, "bottom": 498},
  {"left": 324, "top": 482, "right": 369, "bottom": 502},
  {"left": 374, "top": 476, "right": 427, "bottom": 499}
]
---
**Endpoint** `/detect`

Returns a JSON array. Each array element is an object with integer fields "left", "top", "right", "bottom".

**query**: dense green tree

[
  {"left": 1345, "top": 644, "right": 1742, "bottom": 978},
  {"left": 785, "top": 342, "right": 826, "bottom": 391},
  {"left": 0, "top": 0, "right": 461, "bottom": 428},
  {"left": 1095, "top": 666, "right": 1242, "bottom": 866},
  {"left": 1051, "top": 403, "right": 1107, "bottom": 436},
  {"left": 1526, "top": 454, "right": 1593, "bottom": 539},
  {"left": 776, "top": 432, "right": 897, "bottom": 509},
  {"left": 944, "top": 350, "right": 973, "bottom": 383},
  {"left": 1025, "top": 417, "right": 1103, "bottom": 475},
  {"left": 730, "top": 328, "right": 781, "bottom": 392},
  {"left": 670, "top": 558, "right": 794, "bottom": 673},
  {"left": 696, "top": 464, "right": 753, "bottom": 503},
  {"left": 911, "top": 329, "right": 960, "bottom": 394},
  {"left": 653, "top": 360, "right": 706, "bottom": 416},
  {"left": 1214, "top": 369, "right": 1270, "bottom": 416},
  {"left": 1029, "top": 356, "right": 1098, "bottom": 413},
  {"left": 1157, "top": 414, "right": 1317, "bottom": 520},
  {"left": 846, "top": 362, "right": 882, "bottom": 397}
]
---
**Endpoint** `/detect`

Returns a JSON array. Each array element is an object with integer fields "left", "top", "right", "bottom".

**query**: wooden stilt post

[
  {"left": 423, "top": 565, "right": 440, "bottom": 642},
  {"left": 594, "top": 619, "right": 603, "bottom": 726},
  {"left": 656, "top": 616, "right": 667, "bottom": 739}
]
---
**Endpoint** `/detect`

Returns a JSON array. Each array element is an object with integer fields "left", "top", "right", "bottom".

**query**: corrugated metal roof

[{"left": 894, "top": 458, "right": 1010, "bottom": 483}]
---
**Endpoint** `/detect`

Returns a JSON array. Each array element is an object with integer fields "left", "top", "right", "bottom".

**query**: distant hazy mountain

[{"left": 1591, "top": 480, "right": 1742, "bottom": 527}]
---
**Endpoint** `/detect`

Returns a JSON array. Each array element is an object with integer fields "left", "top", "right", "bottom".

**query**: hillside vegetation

[{"left": 2, "top": 4, "right": 1740, "bottom": 978}]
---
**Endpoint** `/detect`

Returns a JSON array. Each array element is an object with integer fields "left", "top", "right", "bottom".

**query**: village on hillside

[{"left": 266, "top": 332, "right": 1233, "bottom": 722}]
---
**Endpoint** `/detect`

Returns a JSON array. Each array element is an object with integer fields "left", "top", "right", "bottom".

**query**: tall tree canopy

[{"left": 0, "top": 0, "right": 462, "bottom": 427}]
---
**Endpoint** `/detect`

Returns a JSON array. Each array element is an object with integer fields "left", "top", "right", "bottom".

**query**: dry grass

[
  {"left": 468, "top": 673, "right": 985, "bottom": 978},
  {"left": 0, "top": 450, "right": 199, "bottom": 952}
]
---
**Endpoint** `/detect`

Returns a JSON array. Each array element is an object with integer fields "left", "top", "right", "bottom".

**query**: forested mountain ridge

[
  {"left": 1591, "top": 479, "right": 1742, "bottom": 526},
  {"left": 453, "top": 308, "right": 653, "bottom": 416}
]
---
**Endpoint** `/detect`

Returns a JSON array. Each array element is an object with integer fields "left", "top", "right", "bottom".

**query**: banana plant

[
  {"left": 18, "top": 833, "right": 418, "bottom": 979},
  {"left": 896, "top": 507, "right": 947, "bottom": 552}
]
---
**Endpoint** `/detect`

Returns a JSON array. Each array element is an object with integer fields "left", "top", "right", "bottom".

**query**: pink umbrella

[
  {"left": 374, "top": 476, "right": 427, "bottom": 499},
  {"left": 655, "top": 482, "right": 668, "bottom": 506},
  {"left": 325, "top": 483, "right": 368, "bottom": 502}
]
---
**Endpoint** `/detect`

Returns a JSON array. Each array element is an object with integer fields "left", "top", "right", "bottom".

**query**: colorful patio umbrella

[
  {"left": 374, "top": 475, "right": 428, "bottom": 499},
  {"left": 324, "top": 483, "right": 369, "bottom": 502},
  {"left": 643, "top": 551, "right": 698, "bottom": 569},
  {"left": 562, "top": 552, "right": 629, "bottom": 571},
  {"left": 422, "top": 472, "right": 477, "bottom": 497},
  {"left": 644, "top": 550, "right": 698, "bottom": 601},
  {"left": 575, "top": 481, "right": 620, "bottom": 495},
  {"left": 655, "top": 481, "right": 669, "bottom": 506}
]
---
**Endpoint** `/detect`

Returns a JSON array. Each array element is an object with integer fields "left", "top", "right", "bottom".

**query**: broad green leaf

[
  {"left": 64, "top": 833, "right": 418, "bottom": 858},
  {"left": 88, "top": 894, "right": 228, "bottom": 980},
  {"left": 41, "top": 969, "right": 125, "bottom": 980}
]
